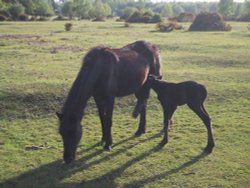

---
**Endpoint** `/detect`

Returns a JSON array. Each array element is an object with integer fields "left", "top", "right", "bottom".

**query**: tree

[
  {"left": 122, "top": 7, "right": 137, "bottom": 19},
  {"left": 218, "top": 0, "right": 234, "bottom": 18},
  {"left": 172, "top": 3, "right": 184, "bottom": 16},
  {"left": 90, "top": 0, "right": 111, "bottom": 19},
  {"left": 243, "top": 0, "right": 250, "bottom": 14},
  {"left": 61, "top": 1, "right": 74, "bottom": 19},
  {"left": 74, "top": 0, "right": 93, "bottom": 19},
  {"left": 161, "top": 3, "right": 172, "bottom": 17},
  {"left": 8, "top": 3, "right": 25, "bottom": 19}
]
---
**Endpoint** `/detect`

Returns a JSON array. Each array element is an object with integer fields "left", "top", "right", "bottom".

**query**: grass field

[{"left": 0, "top": 20, "right": 249, "bottom": 188}]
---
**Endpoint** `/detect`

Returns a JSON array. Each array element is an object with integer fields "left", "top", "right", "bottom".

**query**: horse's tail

[{"left": 62, "top": 47, "right": 119, "bottom": 118}]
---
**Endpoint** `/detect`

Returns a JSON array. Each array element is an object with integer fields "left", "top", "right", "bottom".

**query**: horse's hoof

[
  {"left": 134, "top": 130, "right": 145, "bottom": 137},
  {"left": 104, "top": 145, "right": 112, "bottom": 151}
]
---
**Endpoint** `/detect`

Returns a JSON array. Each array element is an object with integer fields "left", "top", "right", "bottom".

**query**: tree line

[{"left": 0, "top": 0, "right": 250, "bottom": 21}]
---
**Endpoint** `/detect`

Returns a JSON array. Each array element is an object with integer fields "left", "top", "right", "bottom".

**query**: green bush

[
  {"left": 150, "top": 14, "right": 162, "bottom": 23},
  {"left": 64, "top": 22, "right": 73, "bottom": 31},
  {"left": 124, "top": 22, "right": 130, "bottom": 27},
  {"left": 189, "top": 12, "right": 232, "bottom": 31},
  {"left": 53, "top": 15, "right": 68, "bottom": 21},
  {"left": 18, "top": 14, "right": 29, "bottom": 21},
  {"left": 0, "top": 14, "right": 7, "bottom": 21},
  {"left": 8, "top": 3, "right": 25, "bottom": 20},
  {"left": 156, "top": 22, "right": 183, "bottom": 32}
]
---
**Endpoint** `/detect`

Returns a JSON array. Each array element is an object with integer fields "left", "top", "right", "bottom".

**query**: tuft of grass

[{"left": 0, "top": 20, "right": 250, "bottom": 188}]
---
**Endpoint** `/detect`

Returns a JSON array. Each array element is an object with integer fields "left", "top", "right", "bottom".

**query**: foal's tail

[{"left": 62, "top": 47, "right": 119, "bottom": 116}]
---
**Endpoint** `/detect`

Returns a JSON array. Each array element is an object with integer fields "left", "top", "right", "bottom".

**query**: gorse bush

[
  {"left": 156, "top": 22, "right": 183, "bottom": 32},
  {"left": 0, "top": 14, "right": 7, "bottom": 21},
  {"left": 189, "top": 12, "right": 232, "bottom": 31},
  {"left": 64, "top": 22, "right": 72, "bottom": 31},
  {"left": 18, "top": 14, "right": 28, "bottom": 21}
]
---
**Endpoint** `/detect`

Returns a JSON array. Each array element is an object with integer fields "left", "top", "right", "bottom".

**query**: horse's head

[
  {"left": 56, "top": 112, "right": 82, "bottom": 164},
  {"left": 129, "top": 41, "right": 162, "bottom": 78},
  {"left": 148, "top": 45, "right": 162, "bottom": 78}
]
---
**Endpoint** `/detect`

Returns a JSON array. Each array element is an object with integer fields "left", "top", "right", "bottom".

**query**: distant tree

[
  {"left": 61, "top": 1, "right": 74, "bottom": 19},
  {"left": 8, "top": 3, "right": 25, "bottom": 19},
  {"left": 122, "top": 7, "right": 137, "bottom": 19},
  {"left": 243, "top": 0, "right": 250, "bottom": 14},
  {"left": 33, "top": 0, "right": 54, "bottom": 16},
  {"left": 90, "top": 0, "right": 111, "bottom": 19},
  {"left": 172, "top": 3, "right": 184, "bottom": 16},
  {"left": 74, "top": 0, "right": 93, "bottom": 19},
  {"left": 218, "top": 0, "right": 234, "bottom": 18},
  {"left": 161, "top": 3, "right": 173, "bottom": 17}
]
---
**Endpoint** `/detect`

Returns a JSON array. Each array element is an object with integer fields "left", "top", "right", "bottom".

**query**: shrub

[
  {"left": 177, "top": 13, "right": 195, "bottom": 22},
  {"left": 124, "top": 22, "right": 130, "bottom": 27},
  {"left": 8, "top": 3, "right": 25, "bottom": 20},
  {"left": 92, "top": 17, "right": 105, "bottom": 22},
  {"left": 0, "top": 15, "right": 7, "bottom": 21},
  {"left": 150, "top": 14, "right": 162, "bottom": 23},
  {"left": 238, "top": 13, "right": 250, "bottom": 22},
  {"left": 65, "top": 23, "right": 72, "bottom": 31},
  {"left": 156, "top": 22, "right": 183, "bottom": 32},
  {"left": 37, "top": 17, "right": 49, "bottom": 21},
  {"left": 53, "top": 15, "right": 68, "bottom": 21},
  {"left": 189, "top": 12, "right": 231, "bottom": 31},
  {"left": 18, "top": 14, "right": 29, "bottom": 21}
]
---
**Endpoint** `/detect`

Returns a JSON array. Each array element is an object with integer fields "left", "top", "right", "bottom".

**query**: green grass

[{"left": 0, "top": 20, "right": 250, "bottom": 188}]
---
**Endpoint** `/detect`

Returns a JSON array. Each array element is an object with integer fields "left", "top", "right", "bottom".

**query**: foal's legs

[
  {"left": 188, "top": 104, "right": 215, "bottom": 153},
  {"left": 160, "top": 105, "right": 176, "bottom": 146}
]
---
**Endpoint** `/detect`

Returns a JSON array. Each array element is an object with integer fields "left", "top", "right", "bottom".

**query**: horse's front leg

[
  {"left": 94, "top": 96, "right": 106, "bottom": 142},
  {"left": 103, "top": 96, "right": 115, "bottom": 150},
  {"left": 133, "top": 84, "right": 150, "bottom": 136}
]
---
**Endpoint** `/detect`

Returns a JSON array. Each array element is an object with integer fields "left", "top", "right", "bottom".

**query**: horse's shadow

[{"left": 0, "top": 133, "right": 208, "bottom": 188}]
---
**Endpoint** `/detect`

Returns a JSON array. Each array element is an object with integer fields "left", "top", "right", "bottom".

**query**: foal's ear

[{"left": 56, "top": 112, "right": 63, "bottom": 119}]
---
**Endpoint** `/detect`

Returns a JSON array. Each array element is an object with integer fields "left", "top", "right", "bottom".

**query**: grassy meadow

[{"left": 0, "top": 20, "right": 249, "bottom": 188}]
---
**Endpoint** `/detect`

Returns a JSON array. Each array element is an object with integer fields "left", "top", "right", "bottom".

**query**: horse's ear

[
  {"left": 104, "top": 48, "right": 119, "bottom": 63},
  {"left": 56, "top": 112, "right": 63, "bottom": 119}
]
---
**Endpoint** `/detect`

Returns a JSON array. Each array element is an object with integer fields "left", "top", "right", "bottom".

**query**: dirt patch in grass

[
  {"left": 50, "top": 46, "right": 84, "bottom": 53},
  {"left": 0, "top": 34, "right": 49, "bottom": 46}
]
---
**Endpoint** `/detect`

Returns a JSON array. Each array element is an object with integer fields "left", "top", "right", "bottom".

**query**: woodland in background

[{"left": 0, "top": 0, "right": 250, "bottom": 22}]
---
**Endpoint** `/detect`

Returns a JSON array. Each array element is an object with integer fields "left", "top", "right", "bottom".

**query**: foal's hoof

[
  {"left": 132, "top": 111, "right": 139, "bottom": 119},
  {"left": 203, "top": 145, "right": 214, "bottom": 154},
  {"left": 104, "top": 145, "right": 112, "bottom": 151}
]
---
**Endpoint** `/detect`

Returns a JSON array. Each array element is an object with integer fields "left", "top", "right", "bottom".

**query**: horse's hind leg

[{"left": 188, "top": 104, "right": 215, "bottom": 153}]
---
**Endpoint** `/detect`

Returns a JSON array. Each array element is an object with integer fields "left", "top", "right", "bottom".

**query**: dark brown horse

[
  {"left": 56, "top": 41, "right": 162, "bottom": 163},
  {"left": 148, "top": 75, "right": 215, "bottom": 153}
]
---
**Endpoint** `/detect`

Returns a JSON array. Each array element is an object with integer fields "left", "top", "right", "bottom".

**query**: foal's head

[{"left": 57, "top": 112, "right": 82, "bottom": 164}]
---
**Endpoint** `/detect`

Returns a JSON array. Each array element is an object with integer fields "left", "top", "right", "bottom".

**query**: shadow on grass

[
  {"left": 0, "top": 89, "right": 65, "bottom": 120},
  {"left": 0, "top": 133, "right": 160, "bottom": 188},
  {"left": 0, "top": 132, "right": 209, "bottom": 188}
]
